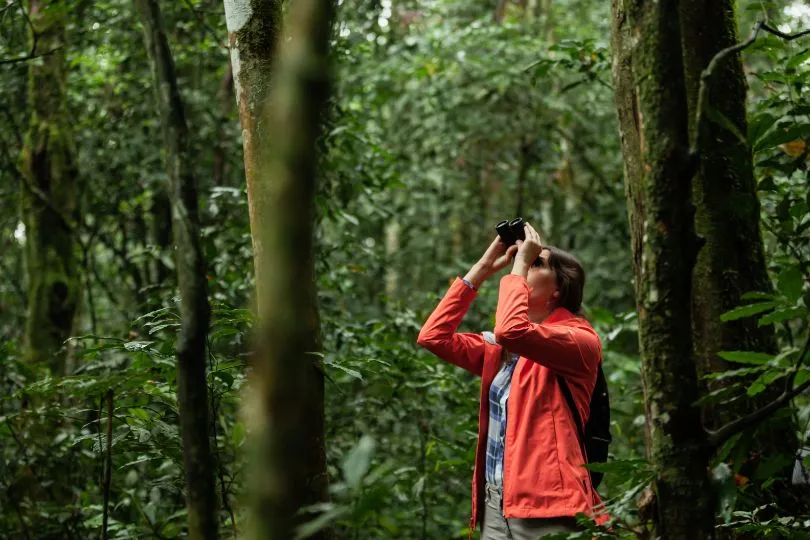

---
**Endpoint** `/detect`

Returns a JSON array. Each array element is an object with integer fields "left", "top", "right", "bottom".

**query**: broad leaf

[
  {"left": 758, "top": 307, "right": 806, "bottom": 327},
  {"left": 777, "top": 266, "right": 804, "bottom": 303},
  {"left": 720, "top": 302, "right": 777, "bottom": 321},
  {"left": 717, "top": 351, "right": 774, "bottom": 365}
]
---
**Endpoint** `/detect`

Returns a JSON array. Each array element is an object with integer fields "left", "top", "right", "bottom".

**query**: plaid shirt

[{"left": 485, "top": 352, "right": 519, "bottom": 486}]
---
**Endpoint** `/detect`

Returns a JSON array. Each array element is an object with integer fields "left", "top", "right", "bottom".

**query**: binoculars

[{"left": 496, "top": 217, "right": 526, "bottom": 246}]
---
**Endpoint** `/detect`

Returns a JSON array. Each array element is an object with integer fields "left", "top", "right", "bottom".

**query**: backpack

[{"left": 557, "top": 367, "right": 612, "bottom": 489}]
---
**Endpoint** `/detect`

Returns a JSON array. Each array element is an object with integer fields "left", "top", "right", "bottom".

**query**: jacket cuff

[
  {"left": 453, "top": 276, "right": 478, "bottom": 297},
  {"left": 461, "top": 278, "right": 477, "bottom": 291},
  {"left": 500, "top": 273, "right": 529, "bottom": 288}
]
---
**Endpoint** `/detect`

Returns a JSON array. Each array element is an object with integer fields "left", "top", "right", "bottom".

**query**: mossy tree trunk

[
  {"left": 610, "top": 1, "right": 715, "bottom": 538},
  {"left": 133, "top": 1, "right": 218, "bottom": 539},
  {"left": 20, "top": 0, "right": 80, "bottom": 376},
  {"left": 679, "top": 2, "right": 803, "bottom": 510},
  {"left": 224, "top": 0, "right": 334, "bottom": 537}
]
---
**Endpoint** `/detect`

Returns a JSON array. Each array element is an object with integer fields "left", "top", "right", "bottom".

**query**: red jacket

[{"left": 417, "top": 275, "right": 606, "bottom": 531}]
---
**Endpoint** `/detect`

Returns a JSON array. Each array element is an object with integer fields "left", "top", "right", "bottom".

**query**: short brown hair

[{"left": 546, "top": 246, "right": 585, "bottom": 315}]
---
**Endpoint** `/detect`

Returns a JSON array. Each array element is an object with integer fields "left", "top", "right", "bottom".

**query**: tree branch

[
  {"left": 708, "top": 333, "right": 810, "bottom": 449},
  {"left": 0, "top": 47, "right": 61, "bottom": 66},
  {"left": 761, "top": 23, "right": 810, "bottom": 41},
  {"left": 692, "top": 21, "right": 810, "bottom": 158},
  {"left": 180, "top": 0, "right": 228, "bottom": 49}
]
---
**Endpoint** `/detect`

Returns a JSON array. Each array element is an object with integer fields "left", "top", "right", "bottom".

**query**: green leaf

[
  {"left": 124, "top": 340, "right": 154, "bottom": 352},
  {"left": 747, "top": 112, "right": 779, "bottom": 146},
  {"left": 703, "top": 365, "right": 767, "bottom": 381},
  {"left": 787, "top": 48, "right": 810, "bottom": 69},
  {"left": 231, "top": 422, "right": 246, "bottom": 447},
  {"left": 712, "top": 432, "right": 743, "bottom": 467},
  {"left": 757, "top": 176, "right": 778, "bottom": 192},
  {"left": 754, "top": 124, "right": 810, "bottom": 153},
  {"left": 212, "top": 371, "right": 234, "bottom": 388},
  {"left": 794, "top": 369, "right": 810, "bottom": 388},
  {"left": 342, "top": 435, "right": 375, "bottom": 488},
  {"left": 777, "top": 266, "right": 804, "bottom": 303},
  {"left": 717, "top": 351, "right": 775, "bottom": 365},
  {"left": 326, "top": 362, "right": 363, "bottom": 380},
  {"left": 746, "top": 370, "right": 784, "bottom": 397},
  {"left": 707, "top": 106, "right": 746, "bottom": 145},
  {"left": 758, "top": 306, "right": 806, "bottom": 327},
  {"left": 412, "top": 475, "right": 425, "bottom": 498},
  {"left": 294, "top": 506, "right": 349, "bottom": 540},
  {"left": 753, "top": 453, "right": 794, "bottom": 481},
  {"left": 740, "top": 291, "right": 775, "bottom": 301},
  {"left": 720, "top": 302, "right": 777, "bottom": 322},
  {"left": 748, "top": 112, "right": 779, "bottom": 145},
  {"left": 584, "top": 458, "right": 650, "bottom": 476}
]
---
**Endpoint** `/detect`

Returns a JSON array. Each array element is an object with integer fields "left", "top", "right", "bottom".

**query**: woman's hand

[
  {"left": 463, "top": 236, "right": 519, "bottom": 289},
  {"left": 480, "top": 235, "right": 519, "bottom": 273},
  {"left": 511, "top": 222, "right": 544, "bottom": 277}
]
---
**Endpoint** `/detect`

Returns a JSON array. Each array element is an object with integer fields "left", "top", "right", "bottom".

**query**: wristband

[{"left": 461, "top": 278, "right": 477, "bottom": 291}]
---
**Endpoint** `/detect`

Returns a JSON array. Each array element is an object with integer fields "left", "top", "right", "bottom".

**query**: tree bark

[
  {"left": 133, "top": 2, "right": 218, "bottom": 539},
  {"left": 223, "top": 0, "right": 282, "bottom": 253},
  {"left": 223, "top": 0, "right": 334, "bottom": 538},
  {"left": 679, "top": 3, "right": 801, "bottom": 506},
  {"left": 20, "top": 0, "right": 80, "bottom": 376},
  {"left": 610, "top": 1, "right": 714, "bottom": 538}
]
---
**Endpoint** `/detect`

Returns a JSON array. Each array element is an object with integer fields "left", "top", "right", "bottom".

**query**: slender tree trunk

[
  {"left": 20, "top": 0, "right": 80, "bottom": 376},
  {"left": 212, "top": 62, "right": 234, "bottom": 186},
  {"left": 515, "top": 137, "right": 531, "bottom": 218},
  {"left": 679, "top": 3, "right": 802, "bottom": 509},
  {"left": 494, "top": 0, "right": 508, "bottom": 23},
  {"left": 151, "top": 190, "right": 172, "bottom": 286},
  {"left": 384, "top": 219, "right": 400, "bottom": 301},
  {"left": 223, "top": 0, "right": 333, "bottom": 538},
  {"left": 133, "top": 2, "right": 218, "bottom": 539},
  {"left": 610, "top": 1, "right": 714, "bottom": 538}
]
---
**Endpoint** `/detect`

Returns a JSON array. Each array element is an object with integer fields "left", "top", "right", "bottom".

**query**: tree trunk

[
  {"left": 515, "top": 137, "right": 531, "bottom": 218},
  {"left": 223, "top": 0, "right": 282, "bottom": 250},
  {"left": 20, "top": 0, "right": 80, "bottom": 376},
  {"left": 679, "top": 2, "right": 801, "bottom": 505},
  {"left": 212, "top": 61, "right": 234, "bottom": 186},
  {"left": 223, "top": 0, "right": 334, "bottom": 538},
  {"left": 610, "top": 1, "right": 714, "bottom": 538},
  {"left": 133, "top": 2, "right": 218, "bottom": 539},
  {"left": 494, "top": 0, "right": 508, "bottom": 23}
]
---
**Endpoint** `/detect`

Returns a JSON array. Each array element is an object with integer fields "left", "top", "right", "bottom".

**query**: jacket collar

[{"left": 542, "top": 306, "right": 576, "bottom": 324}]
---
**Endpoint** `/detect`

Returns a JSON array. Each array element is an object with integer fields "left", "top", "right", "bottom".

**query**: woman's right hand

[
  {"left": 463, "top": 236, "right": 518, "bottom": 289},
  {"left": 479, "top": 236, "right": 519, "bottom": 275}
]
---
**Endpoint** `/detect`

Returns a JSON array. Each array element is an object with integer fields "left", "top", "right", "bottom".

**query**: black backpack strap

[{"left": 557, "top": 374, "right": 589, "bottom": 468}]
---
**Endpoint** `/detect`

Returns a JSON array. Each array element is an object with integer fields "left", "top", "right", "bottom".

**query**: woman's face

[{"left": 527, "top": 249, "right": 558, "bottom": 312}]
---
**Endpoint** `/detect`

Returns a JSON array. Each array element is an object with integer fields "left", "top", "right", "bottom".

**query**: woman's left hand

[{"left": 513, "top": 222, "right": 544, "bottom": 272}]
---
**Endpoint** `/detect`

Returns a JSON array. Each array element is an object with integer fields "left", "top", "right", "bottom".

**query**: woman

[{"left": 416, "top": 222, "right": 605, "bottom": 539}]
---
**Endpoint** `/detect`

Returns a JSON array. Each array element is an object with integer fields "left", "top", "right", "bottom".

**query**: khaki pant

[{"left": 481, "top": 484, "right": 581, "bottom": 540}]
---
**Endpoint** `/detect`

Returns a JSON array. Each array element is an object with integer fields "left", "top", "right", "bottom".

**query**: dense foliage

[{"left": 1, "top": 0, "right": 808, "bottom": 538}]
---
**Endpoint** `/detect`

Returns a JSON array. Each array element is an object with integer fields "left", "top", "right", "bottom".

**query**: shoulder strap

[{"left": 557, "top": 374, "right": 586, "bottom": 454}]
